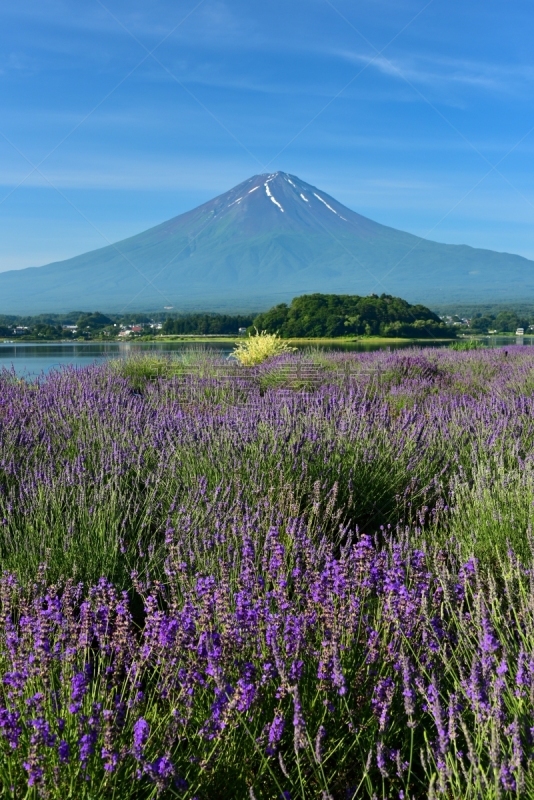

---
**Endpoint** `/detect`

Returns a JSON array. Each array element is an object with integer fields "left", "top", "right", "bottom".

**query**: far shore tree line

[
  {"left": 3, "top": 294, "right": 534, "bottom": 341},
  {"left": 467, "top": 309, "right": 533, "bottom": 334},
  {"left": 0, "top": 311, "right": 255, "bottom": 340}
]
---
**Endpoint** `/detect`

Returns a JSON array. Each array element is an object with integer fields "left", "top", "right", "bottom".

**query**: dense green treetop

[
  {"left": 162, "top": 313, "right": 255, "bottom": 336},
  {"left": 76, "top": 312, "right": 115, "bottom": 330},
  {"left": 252, "top": 293, "right": 456, "bottom": 338}
]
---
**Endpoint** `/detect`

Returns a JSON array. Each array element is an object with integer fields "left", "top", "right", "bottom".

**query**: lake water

[{"left": 0, "top": 337, "right": 531, "bottom": 377}]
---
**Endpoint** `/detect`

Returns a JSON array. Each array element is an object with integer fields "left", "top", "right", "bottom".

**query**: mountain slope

[{"left": 0, "top": 172, "right": 533, "bottom": 313}]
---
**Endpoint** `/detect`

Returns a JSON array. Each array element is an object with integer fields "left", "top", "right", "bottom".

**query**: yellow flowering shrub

[{"left": 232, "top": 329, "right": 296, "bottom": 366}]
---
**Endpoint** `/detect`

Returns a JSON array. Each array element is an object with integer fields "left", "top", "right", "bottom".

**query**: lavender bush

[{"left": 0, "top": 346, "right": 534, "bottom": 797}]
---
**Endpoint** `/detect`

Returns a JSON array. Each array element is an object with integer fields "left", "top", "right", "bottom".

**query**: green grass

[{"left": 435, "top": 463, "right": 534, "bottom": 565}]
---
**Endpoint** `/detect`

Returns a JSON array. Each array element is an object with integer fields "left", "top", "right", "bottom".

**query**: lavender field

[{"left": 1, "top": 347, "right": 534, "bottom": 798}]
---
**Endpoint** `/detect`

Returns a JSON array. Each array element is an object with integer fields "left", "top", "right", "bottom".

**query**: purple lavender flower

[
  {"left": 22, "top": 760, "right": 44, "bottom": 787},
  {"left": 480, "top": 612, "right": 500, "bottom": 670},
  {"left": 371, "top": 677, "right": 395, "bottom": 733},
  {"left": 25, "top": 692, "right": 44, "bottom": 710},
  {"left": 69, "top": 666, "right": 91, "bottom": 714},
  {"left": 132, "top": 717, "right": 150, "bottom": 760},
  {"left": 30, "top": 717, "right": 56, "bottom": 748},
  {"left": 58, "top": 740, "right": 70, "bottom": 764},
  {"left": 376, "top": 740, "right": 388, "bottom": 777},
  {"left": 400, "top": 653, "right": 416, "bottom": 720},
  {"left": 314, "top": 724, "right": 326, "bottom": 764},
  {"left": 236, "top": 669, "right": 257, "bottom": 713},
  {"left": 0, "top": 708, "right": 21, "bottom": 749},
  {"left": 101, "top": 746, "right": 119, "bottom": 772},
  {"left": 79, "top": 729, "right": 98, "bottom": 765},
  {"left": 515, "top": 647, "right": 527, "bottom": 697},
  {"left": 145, "top": 754, "right": 177, "bottom": 787},
  {"left": 292, "top": 688, "right": 307, "bottom": 751},
  {"left": 500, "top": 761, "right": 516, "bottom": 792},
  {"left": 267, "top": 713, "right": 285, "bottom": 755}
]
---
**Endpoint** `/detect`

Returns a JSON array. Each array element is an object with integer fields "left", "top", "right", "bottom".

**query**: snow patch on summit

[
  {"left": 265, "top": 182, "right": 284, "bottom": 212},
  {"left": 300, "top": 194, "right": 309, "bottom": 202},
  {"left": 313, "top": 193, "right": 347, "bottom": 220}
]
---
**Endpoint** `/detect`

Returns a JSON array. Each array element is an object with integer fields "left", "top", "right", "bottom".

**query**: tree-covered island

[{"left": 252, "top": 293, "right": 456, "bottom": 338}]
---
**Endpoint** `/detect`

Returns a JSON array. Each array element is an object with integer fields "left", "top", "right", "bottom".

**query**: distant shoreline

[
  {"left": 2, "top": 334, "right": 531, "bottom": 345},
  {"left": 2, "top": 335, "right": 463, "bottom": 345}
]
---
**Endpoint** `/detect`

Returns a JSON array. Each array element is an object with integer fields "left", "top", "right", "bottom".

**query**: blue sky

[{"left": 1, "top": 0, "right": 533, "bottom": 272}]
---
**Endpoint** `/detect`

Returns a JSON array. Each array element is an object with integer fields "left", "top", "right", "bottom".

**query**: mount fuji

[{"left": 0, "top": 171, "right": 533, "bottom": 313}]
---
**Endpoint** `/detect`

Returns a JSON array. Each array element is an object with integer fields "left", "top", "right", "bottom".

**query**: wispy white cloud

[{"left": 334, "top": 48, "right": 534, "bottom": 95}]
